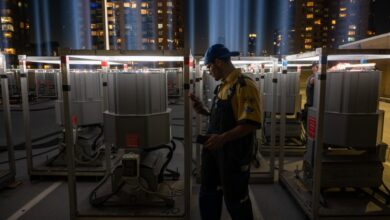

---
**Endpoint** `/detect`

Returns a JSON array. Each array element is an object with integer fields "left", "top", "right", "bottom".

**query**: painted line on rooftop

[
  {"left": 6, "top": 181, "right": 63, "bottom": 220},
  {"left": 249, "top": 186, "right": 265, "bottom": 220}
]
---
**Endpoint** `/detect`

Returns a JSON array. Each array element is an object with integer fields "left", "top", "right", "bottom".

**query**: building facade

[
  {"left": 0, "top": 0, "right": 31, "bottom": 67},
  {"left": 275, "top": 0, "right": 375, "bottom": 55},
  {"left": 90, "top": 0, "right": 184, "bottom": 51}
]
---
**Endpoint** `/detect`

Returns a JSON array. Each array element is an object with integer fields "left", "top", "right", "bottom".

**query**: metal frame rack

[
  {"left": 194, "top": 56, "right": 279, "bottom": 183},
  {"left": 280, "top": 48, "right": 390, "bottom": 220},
  {"left": 18, "top": 55, "right": 122, "bottom": 178},
  {"left": 0, "top": 52, "right": 16, "bottom": 188},
  {"left": 56, "top": 50, "right": 192, "bottom": 220}
]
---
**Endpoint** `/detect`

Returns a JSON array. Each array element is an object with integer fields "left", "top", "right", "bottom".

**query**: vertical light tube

[
  {"left": 33, "top": 0, "right": 42, "bottom": 55},
  {"left": 102, "top": 0, "right": 110, "bottom": 50},
  {"left": 42, "top": 0, "right": 51, "bottom": 55}
]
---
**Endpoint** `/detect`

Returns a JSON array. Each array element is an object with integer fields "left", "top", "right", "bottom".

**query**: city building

[
  {"left": 90, "top": 0, "right": 184, "bottom": 51},
  {"left": 248, "top": 33, "right": 256, "bottom": 56},
  {"left": 0, "top": 0, "right": 31, "bottom": 67},
  {"left": 275, "top": 0, "right": 376, "bottom": 55}
]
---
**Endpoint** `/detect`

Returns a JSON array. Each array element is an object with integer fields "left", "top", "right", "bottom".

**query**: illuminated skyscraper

[
  {"left": 89, "top": 0, "right": 184, "bottom": 50},
  {"left": 297, "top": 0, "right": 373, "bottom": 52},
  {"left": 248, "top": 33, "right": 256, "bottom": 56},
  {"left": 0, "top": 0, "right": 31, "bottom": 66},
  {"left": 276, "top": 0, "right": 375, "bottom": 54}
]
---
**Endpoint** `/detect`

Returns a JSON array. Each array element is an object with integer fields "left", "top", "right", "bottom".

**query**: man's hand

[
  {"left": 204, "top": 124, "right": 258, "bottom": 150},
  {"left": 204, "top": 134, "right": 226, "bottom": 150},
  {"left": 189, "top": 93, "right": 210, "bottom": 116}
]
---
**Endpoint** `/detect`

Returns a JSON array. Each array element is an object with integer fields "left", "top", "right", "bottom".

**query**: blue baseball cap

[{"left": 204, "top": 44, "right": 240, "bottom": 65}]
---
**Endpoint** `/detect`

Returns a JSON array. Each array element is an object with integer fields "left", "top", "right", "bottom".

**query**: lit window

[
  {"left": 158, "top": 38, "right": 164, "bottom": 43},
  {"left": 305, "top": 26, "right": 312, "bottom": 31},
  {"left": 304, "top": 39, "right": 312, "bottom": 43},
  {"left": 167, "top": 10, "right": 172, "bottom": 14},
  {"left": 2, "top": 24, "right": 14, "bottom": 32},
  {"left": 249, "top": 33, "right": 257, "bottom": 38},
  {"left": 4, "top": 48, "right": 16, "bottom": 54},
  {"left": 307, "top": 2, "right": 314, "bottom": 7},
  {"left": 304, "top": 44, "right": 312, "bottom": 49},
  {"left": 3, "top": 32, "right": 12, "bottom": 38},
  {"left": 339, "top": 13, "right": 347, "bottom": 17},
  {"left": 367, "top": 30, "right": 375, "bottom": 35},
  {"left": 167, "top": 2, "right": 173, "bottom": 7},
  {"left": 348, "top": 37, "right": 355, "bottom": 42},
  {"left": 179, "top": 28, "right": 183, "bottom": 32},
  {"left": 106, "top": 2, "right": 113, "bottom": 7},
  {"left": 124, "top": 2, "right": 130, "bottom": 7},
  {"left": 26, "top": 23, "right": 30, "bottom": 29},
  {"left": 20, "top": 22, "right": 24, "bottom": 29},
  {"left": 349, "top": 25, "right": 356, "bottom": 30},
  {"left": 107, "top": 10, "right": 113, "bottom": 15},
  {"left": 1, "top": 16, "right": 13, "bottom": 23},
  {"left": 91, "top": 23, "right": 96, "bottom": 29},
  {"left": 117, "top": 38, "right": 122, "bottom": 43},
  {"left": 157, "top": 10, "right": 163, "bottom": 14},
  {"left": 131, "top": 3, "right": 137, "bottom": 8},
  {"left": 348, "top": 31, "right": 355, "bottom": 36},
  {"left": 331, "top": 19, "right": 336, "bottom": 25},
  {"left": 140, "top": 9, "right": 148, "bottom": 15},
  {"left": 314, "top": 19, "right": 321, "bottom": 25},
  {"left": 158, "top": 23, "right": 163, "bottom": 29},
  {"left": 306, "top": 14, "right": 313, "bottom": 19},
  {"left": 158, "top": 2, "right": 163, "bottom": 7},
  {"left": 18, "top": 2, "right": 22, "bottom": 7},
  {"left": 340, "top": 7, "right": 347, "bottom": 11},
  {"left": 109, "top": 24, "right": 113, "bottom": 30},
  {"left": 141, "top": 2, "right": 148, "bottom": 8},
  {"left": 91, "top": 31, "right": 97, "bottom": 36}
]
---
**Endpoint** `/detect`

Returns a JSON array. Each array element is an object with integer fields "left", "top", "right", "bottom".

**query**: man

[
  {"left": 302, "top": 62, "right": 318, "bottom": 128},
  {"left": 306, "top": 62, "right": 319, "bottom": 108},
  {"left": 190, "top": 44, "right": 261, "bottom": 220}
]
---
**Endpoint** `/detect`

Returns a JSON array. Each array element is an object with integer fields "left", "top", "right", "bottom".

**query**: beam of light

[
  {"left": 82, "top": 0, "right": 92, "bottom": 49},
  {"left": 208, "top": 0, "right": 222, "bottom": 45},
  {"left": 255, "top": 0, "right": 266, "bottom": 55},
  {"left": 63, "top": 0, "right": 92, "bottom": 49},
  {"left": 278, "top": 0, "right": 291, "bottom": 55},
  {"left": 149, "top": 0, "right": 157, "bottom": 50},
  {"left": 241, "top": 0, "right": 249, "bottom": 55},
  {"left": 70, "top": 0, "right": 80, "bottom": 49},
  {"left": 188, "top": 0, "right": 195, "bottom": 50},
  {"left": 208, "top": 0, "right": 251, "bottom": 54},
  {"left": 42, "top": 0, "right": 51, "bottom": 55},
  {"left": 167, "top": 3, "right": 173, "bottom": 50},
  {"left": 124, "top": 2, "right": 137, "bottom": 50},
  {"left": 110, "top": 3, "right": 118, "bottom": 50},
  {"left": 33, "top": 0, "right": 42, "bottom": 55}
]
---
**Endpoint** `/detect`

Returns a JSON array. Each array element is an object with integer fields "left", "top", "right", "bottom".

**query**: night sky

[{"left": 25, "top": 0, "right": 390, "bottom": 55}]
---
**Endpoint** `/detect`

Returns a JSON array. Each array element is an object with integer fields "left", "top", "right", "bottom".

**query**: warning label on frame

[{"left": 308, "top": 116, "right": 316, "bottom": 139}]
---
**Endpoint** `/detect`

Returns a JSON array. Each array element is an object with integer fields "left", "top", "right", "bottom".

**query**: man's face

[
  {"left": 312, "top": 65, "right": 319, "bottom": 73},
  {"left": 207, "top": 60, "right": 223, "bottom": 81}
]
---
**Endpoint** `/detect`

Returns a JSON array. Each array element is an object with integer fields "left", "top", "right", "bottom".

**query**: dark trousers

[{"left": 199, "top": 147, "right": 253, "bottom": 220}]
